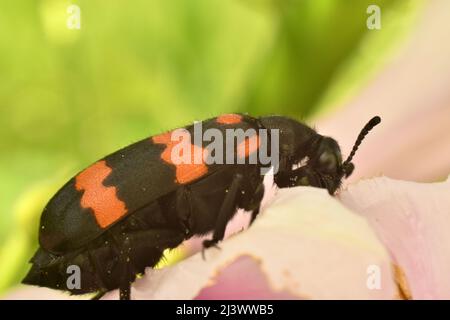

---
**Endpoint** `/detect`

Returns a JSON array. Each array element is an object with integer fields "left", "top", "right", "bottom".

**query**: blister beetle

[{"left": 22, "top": 113, "right": 381, "bottom": 299}]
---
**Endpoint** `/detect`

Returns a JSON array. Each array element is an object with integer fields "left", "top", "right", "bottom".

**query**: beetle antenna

[{"left": 342, "top": 116, "right": 381, "bottom": 167}]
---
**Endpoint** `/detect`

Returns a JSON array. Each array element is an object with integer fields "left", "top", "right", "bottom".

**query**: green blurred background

[{"left": 0, "top": 0, "right": 423, "bottom": 294}]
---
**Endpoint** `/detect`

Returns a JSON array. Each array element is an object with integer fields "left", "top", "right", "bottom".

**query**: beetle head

[{"left": 286, "top": 116, "right": 381, "bottom": 194}]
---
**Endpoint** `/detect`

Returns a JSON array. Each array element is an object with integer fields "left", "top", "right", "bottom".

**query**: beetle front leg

[
  {"left": 275, "top": 167, "right": 337, "bottom": 194},
  {"left": 202, "top": 173, "right": 244, "bottom": 257},
  {"left": 275, "top": 167, "right": 314, "bottom": 188}
]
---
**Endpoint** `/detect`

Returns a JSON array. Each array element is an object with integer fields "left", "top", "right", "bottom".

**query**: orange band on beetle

[
  {"left": 216, "top": 114, "right": 242, "bottom": 125},
  {"left": 153, "top": 130, "right": 208, "bottom": 184},
  {"left": 75, "top": 161, "right": 127, "bottom": 228},
  {"left": 237, "top": 134, "right": 260, "bottom": 158}
]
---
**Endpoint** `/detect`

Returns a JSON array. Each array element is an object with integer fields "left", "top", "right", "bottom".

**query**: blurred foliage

[{"left": 0, "top": 0, "right": 423, "bottom": 294}]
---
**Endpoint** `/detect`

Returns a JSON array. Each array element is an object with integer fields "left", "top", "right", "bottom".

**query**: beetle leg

[
  {"left": 174, "top": 187, "right": 192, "bottom": 236},
  {"left": 249, "top": 206, "right": 260, "bottom": 226},
  {"left": 111, "top": 229, "right": 184, "bottom": 300},
  {"left": 92, "top": 289, "right": 107, "bottom": 300},
  {"left": 249, "top": 181, "right": 264, "bottom": 225},
  {"left": 119, "top": 237, "right": 133, "bottom": 300},
  {"left": 106, "top": 231, "right": 133, "bottom": 300},
  {"left": 119, "top": 277, "right": 131, "bottom": 300},
  {"left": 87, "top": 248, "right": 110, "bottom": 294},
  {"left": 202, "top": 173, "right": 243, "bottom": 257}
]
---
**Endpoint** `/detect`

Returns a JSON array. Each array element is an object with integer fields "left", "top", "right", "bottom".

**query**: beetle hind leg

[
  {"left": 119, "top": 275, "right": 131, "bottom": 300},
  {"left": 92, "top": 289, "right": 107, "bottom": 300},
  {"left": 108, "top": 228, "right": 185, "bottom": 300}
]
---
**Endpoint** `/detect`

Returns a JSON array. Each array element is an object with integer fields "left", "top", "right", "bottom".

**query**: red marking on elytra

[
  {"left": 152, "top": 130, "right": 208, "bottom": 184},
  {"left": 237, "top": 134, "right": 260, "bottom": 158},
  {"left": 216, "top": 114, "right": 242, "bottom": 125},
  {"left": 75, "top": 161, "right": 127, "bottom": 228}
]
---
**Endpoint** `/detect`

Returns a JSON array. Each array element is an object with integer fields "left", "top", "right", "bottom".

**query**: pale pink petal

[
  {"left": 340, "top": 176, "right": 450, "bottom": 299},
  {"left": 103, "top": 187, "right": 397, "bottom": 300},
  {"left": 195, "top": 255, "right": 300, "bottom": 299}
]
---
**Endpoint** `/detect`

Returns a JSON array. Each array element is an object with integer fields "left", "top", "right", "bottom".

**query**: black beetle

[{"left": 22, "top": 113, "right": 380, "bottom": 299}]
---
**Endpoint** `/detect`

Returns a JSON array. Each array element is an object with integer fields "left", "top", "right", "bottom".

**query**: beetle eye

[{"left": 318, "top": 152, "right": 337, "bottom": 172}]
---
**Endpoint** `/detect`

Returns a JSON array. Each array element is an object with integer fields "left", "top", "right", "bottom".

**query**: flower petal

[
  {"left": 103, "top": 187, "right": 397, "bottom": 300},
  {"left": 340, "top": 176, "right": 450, "bottom": 299}
]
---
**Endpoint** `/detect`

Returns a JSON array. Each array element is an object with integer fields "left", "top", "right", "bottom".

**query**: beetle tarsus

[
  {"left": 201, "top": 240, "right": 221, "bottom": 260},
  {"left": 92, "top": 290, "right": 107, "bottom": 300},
  {"left": 119, "top": 283, "right": 131, "bottom": 300}
]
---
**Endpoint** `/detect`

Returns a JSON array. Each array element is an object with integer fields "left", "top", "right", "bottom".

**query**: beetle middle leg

[
  {"left": 202, "top": 173, "right": 244, "bottom": 257},
  {"left": 249, "top": 181, "right": 264, "bottom": 225}
]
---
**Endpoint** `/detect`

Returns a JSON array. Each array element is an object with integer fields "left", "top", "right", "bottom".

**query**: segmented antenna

[{"left": 343, "top": 116, "right": 381, "bottom": 166}]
